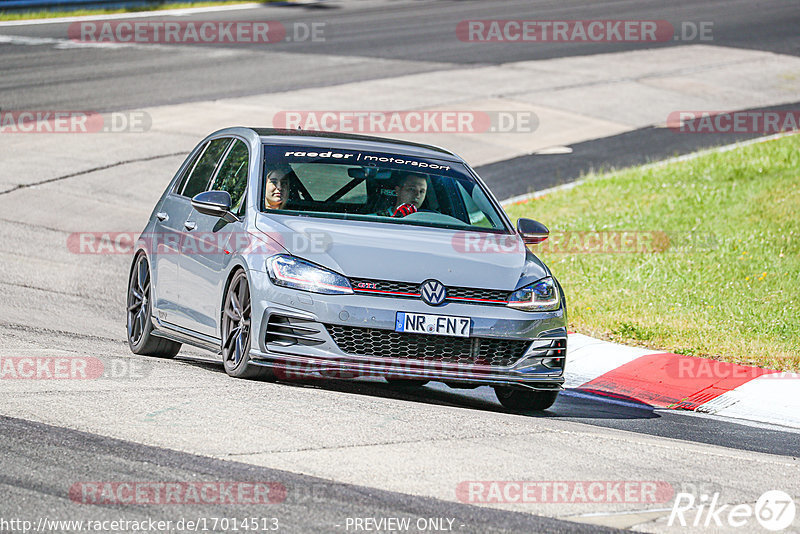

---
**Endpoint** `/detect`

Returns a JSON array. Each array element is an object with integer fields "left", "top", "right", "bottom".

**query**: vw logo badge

[{"left": 420, "top": 279, "right": 447, "bottom": 306}]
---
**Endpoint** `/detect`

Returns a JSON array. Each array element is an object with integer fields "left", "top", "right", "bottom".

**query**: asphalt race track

[{"left": 1, "top": 1, "right": 799, "bottom": 533}]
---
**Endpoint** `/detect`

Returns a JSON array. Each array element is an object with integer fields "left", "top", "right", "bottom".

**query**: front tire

[
  {"left": 494, "top": 386, "right": 559, "bottom": 411},
  {"left": 127, "top": 253, "right": 181, "bottom": 358},
  {"left": 222, "top": 270, "right": 273, "bottom": 380}
]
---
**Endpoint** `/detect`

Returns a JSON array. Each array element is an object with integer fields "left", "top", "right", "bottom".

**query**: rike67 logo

[{"left": 669, "top": 490, "right": 796, "bottom": 531}]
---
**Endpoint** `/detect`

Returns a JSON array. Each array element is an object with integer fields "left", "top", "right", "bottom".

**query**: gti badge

[
  {"left": 356, "top": 281, "right": 378, "bottom": 289},
  {"left": 419, "top": 279, "right": 447, "bottom": 306}
]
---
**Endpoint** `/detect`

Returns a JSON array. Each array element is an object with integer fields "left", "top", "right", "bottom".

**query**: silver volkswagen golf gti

[{"left": 127, "top": 127, "right": 567, "bottom": 410}]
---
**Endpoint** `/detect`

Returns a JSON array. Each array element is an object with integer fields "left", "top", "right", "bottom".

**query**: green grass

[
  {"left": 0, "top": 1, "right": 262, "bottom": 21},
  {"left": 505, "top": 134, "right": 800, "bottom": 372}
]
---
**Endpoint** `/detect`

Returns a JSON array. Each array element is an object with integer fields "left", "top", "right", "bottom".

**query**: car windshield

[{"left": 260, "top": 145, "right": 509, "bottom": 232}]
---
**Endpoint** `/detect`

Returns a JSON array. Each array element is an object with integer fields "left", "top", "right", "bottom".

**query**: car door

[
  {"left": 165, "top": 136, "right": 232, "bottom": 331},
  {"left": 151, "top": 144, "right": 205, "bottom": 318},
  {"left": 178, "top": 138, "right": 250, "bottom": 338}
]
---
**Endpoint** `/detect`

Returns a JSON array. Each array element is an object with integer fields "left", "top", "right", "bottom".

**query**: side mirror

[
  {"left": 517, "top": 218, "right": 549, "bottom": 244},
  {"left": 191, "top": 191, "right": 238, "bottom": 223}
]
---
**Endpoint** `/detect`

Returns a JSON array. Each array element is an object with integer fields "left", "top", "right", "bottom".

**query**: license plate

[{"left": 395, "top": 312, "right": 471, "bottom": 337}]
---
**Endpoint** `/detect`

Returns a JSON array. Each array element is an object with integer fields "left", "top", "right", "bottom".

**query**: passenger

[
  {"left": 382, "top": 172, "right": 428, "bottom": 217},
  {"left": 264, "top": 168, "right": 292, "bottom": 209}
]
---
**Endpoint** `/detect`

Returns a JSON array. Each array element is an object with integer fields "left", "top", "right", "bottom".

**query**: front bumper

[{"left": 247, "top": 269, "right": 567, "bottom": 390}]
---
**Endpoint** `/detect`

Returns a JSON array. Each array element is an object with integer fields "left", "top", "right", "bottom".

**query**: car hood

[{"left": 255, "top": 213, "right": 548, "bottom": 290}]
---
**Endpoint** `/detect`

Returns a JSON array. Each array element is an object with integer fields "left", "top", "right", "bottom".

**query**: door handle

[
  {"left": 156, "top": 211, "right": 168, "bottom": 221},
  {"left": 184, "top": 220, "right": 197, "bottom": 231}
]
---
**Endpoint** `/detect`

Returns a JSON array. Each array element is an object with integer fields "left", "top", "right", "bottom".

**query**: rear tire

[
  {"left": 222, "top": 270, "right": 273, "bottom": 380},
  {"left": 494, "top": 387, "right": 559, "bottom": 411},
  {"left": 126, "top": 253, "right": 181, "bottom": 358}
]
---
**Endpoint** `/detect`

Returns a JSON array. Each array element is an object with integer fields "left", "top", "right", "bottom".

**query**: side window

[
  {"left": 211, "top": 140, "right": 250, "bottom": 214},
  {"left": 180, "top": 138, "right": 232, "bottom": 198},
  {"left": 174, "top": 143, "right": 205, "bottom": 194},
  {"left": 455, "top": 181, "right": 502, "bottom": 228}
]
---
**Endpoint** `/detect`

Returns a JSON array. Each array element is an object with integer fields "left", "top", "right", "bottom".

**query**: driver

[{"left": 382, "top": 172, "right": 428, "bottom": 217}]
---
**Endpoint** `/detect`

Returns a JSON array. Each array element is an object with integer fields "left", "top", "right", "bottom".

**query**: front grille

[
  {"left": 349, "top": 278, "right": 510, "bottom": 305},
  {"left": 447, "top": 286, "right": 509, "bottom": 302},
  {"left": 325, "top": 324, "right": 531, "bottom": 367},
  {"left": 350, "top": 279, "right": 419, "bottom": 295}
]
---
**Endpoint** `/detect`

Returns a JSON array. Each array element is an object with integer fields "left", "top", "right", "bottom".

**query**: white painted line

[
  {"left": 564, "top": 507, "right": 675, "bottom": 519},
  {"left": 652, "top": 130, "right": 800, "bottom": 165},
  {"left": 535, "top": 146, "right": 573, "bottom": 155},
  {"left": 0, "top": 2, "right": 262, "bottom": 27},
  {"left": 667, "top": 404, "right": 800, "bottom": 434},
  {"left": 502, "top": 180, "right": 582, "bottom": 206},
  {"left": 0, "top": 33, "right": 140, "bottom": 48},
  {"left": 501, "top": 130, "right": 800, "bottom": 205},
  {"left": 563, "top": 387, "right": 800, "bottom": 434}
]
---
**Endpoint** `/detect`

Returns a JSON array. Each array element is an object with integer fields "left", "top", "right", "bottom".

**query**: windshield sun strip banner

[{"left": 264, "top": 146, "right": 460, "bottom": 174}]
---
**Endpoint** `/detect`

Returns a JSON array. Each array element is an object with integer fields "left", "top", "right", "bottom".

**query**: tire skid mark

[{"left": 0, "top": 151, "right": 184, "bottom": 196}]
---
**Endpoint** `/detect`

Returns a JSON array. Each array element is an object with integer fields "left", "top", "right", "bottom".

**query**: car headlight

[
  {"left": 266, "top": 254, "right": 353, "bottom": 295},
  {"left": 507, "top": 277, "right": 560, "bottom": 312}
]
